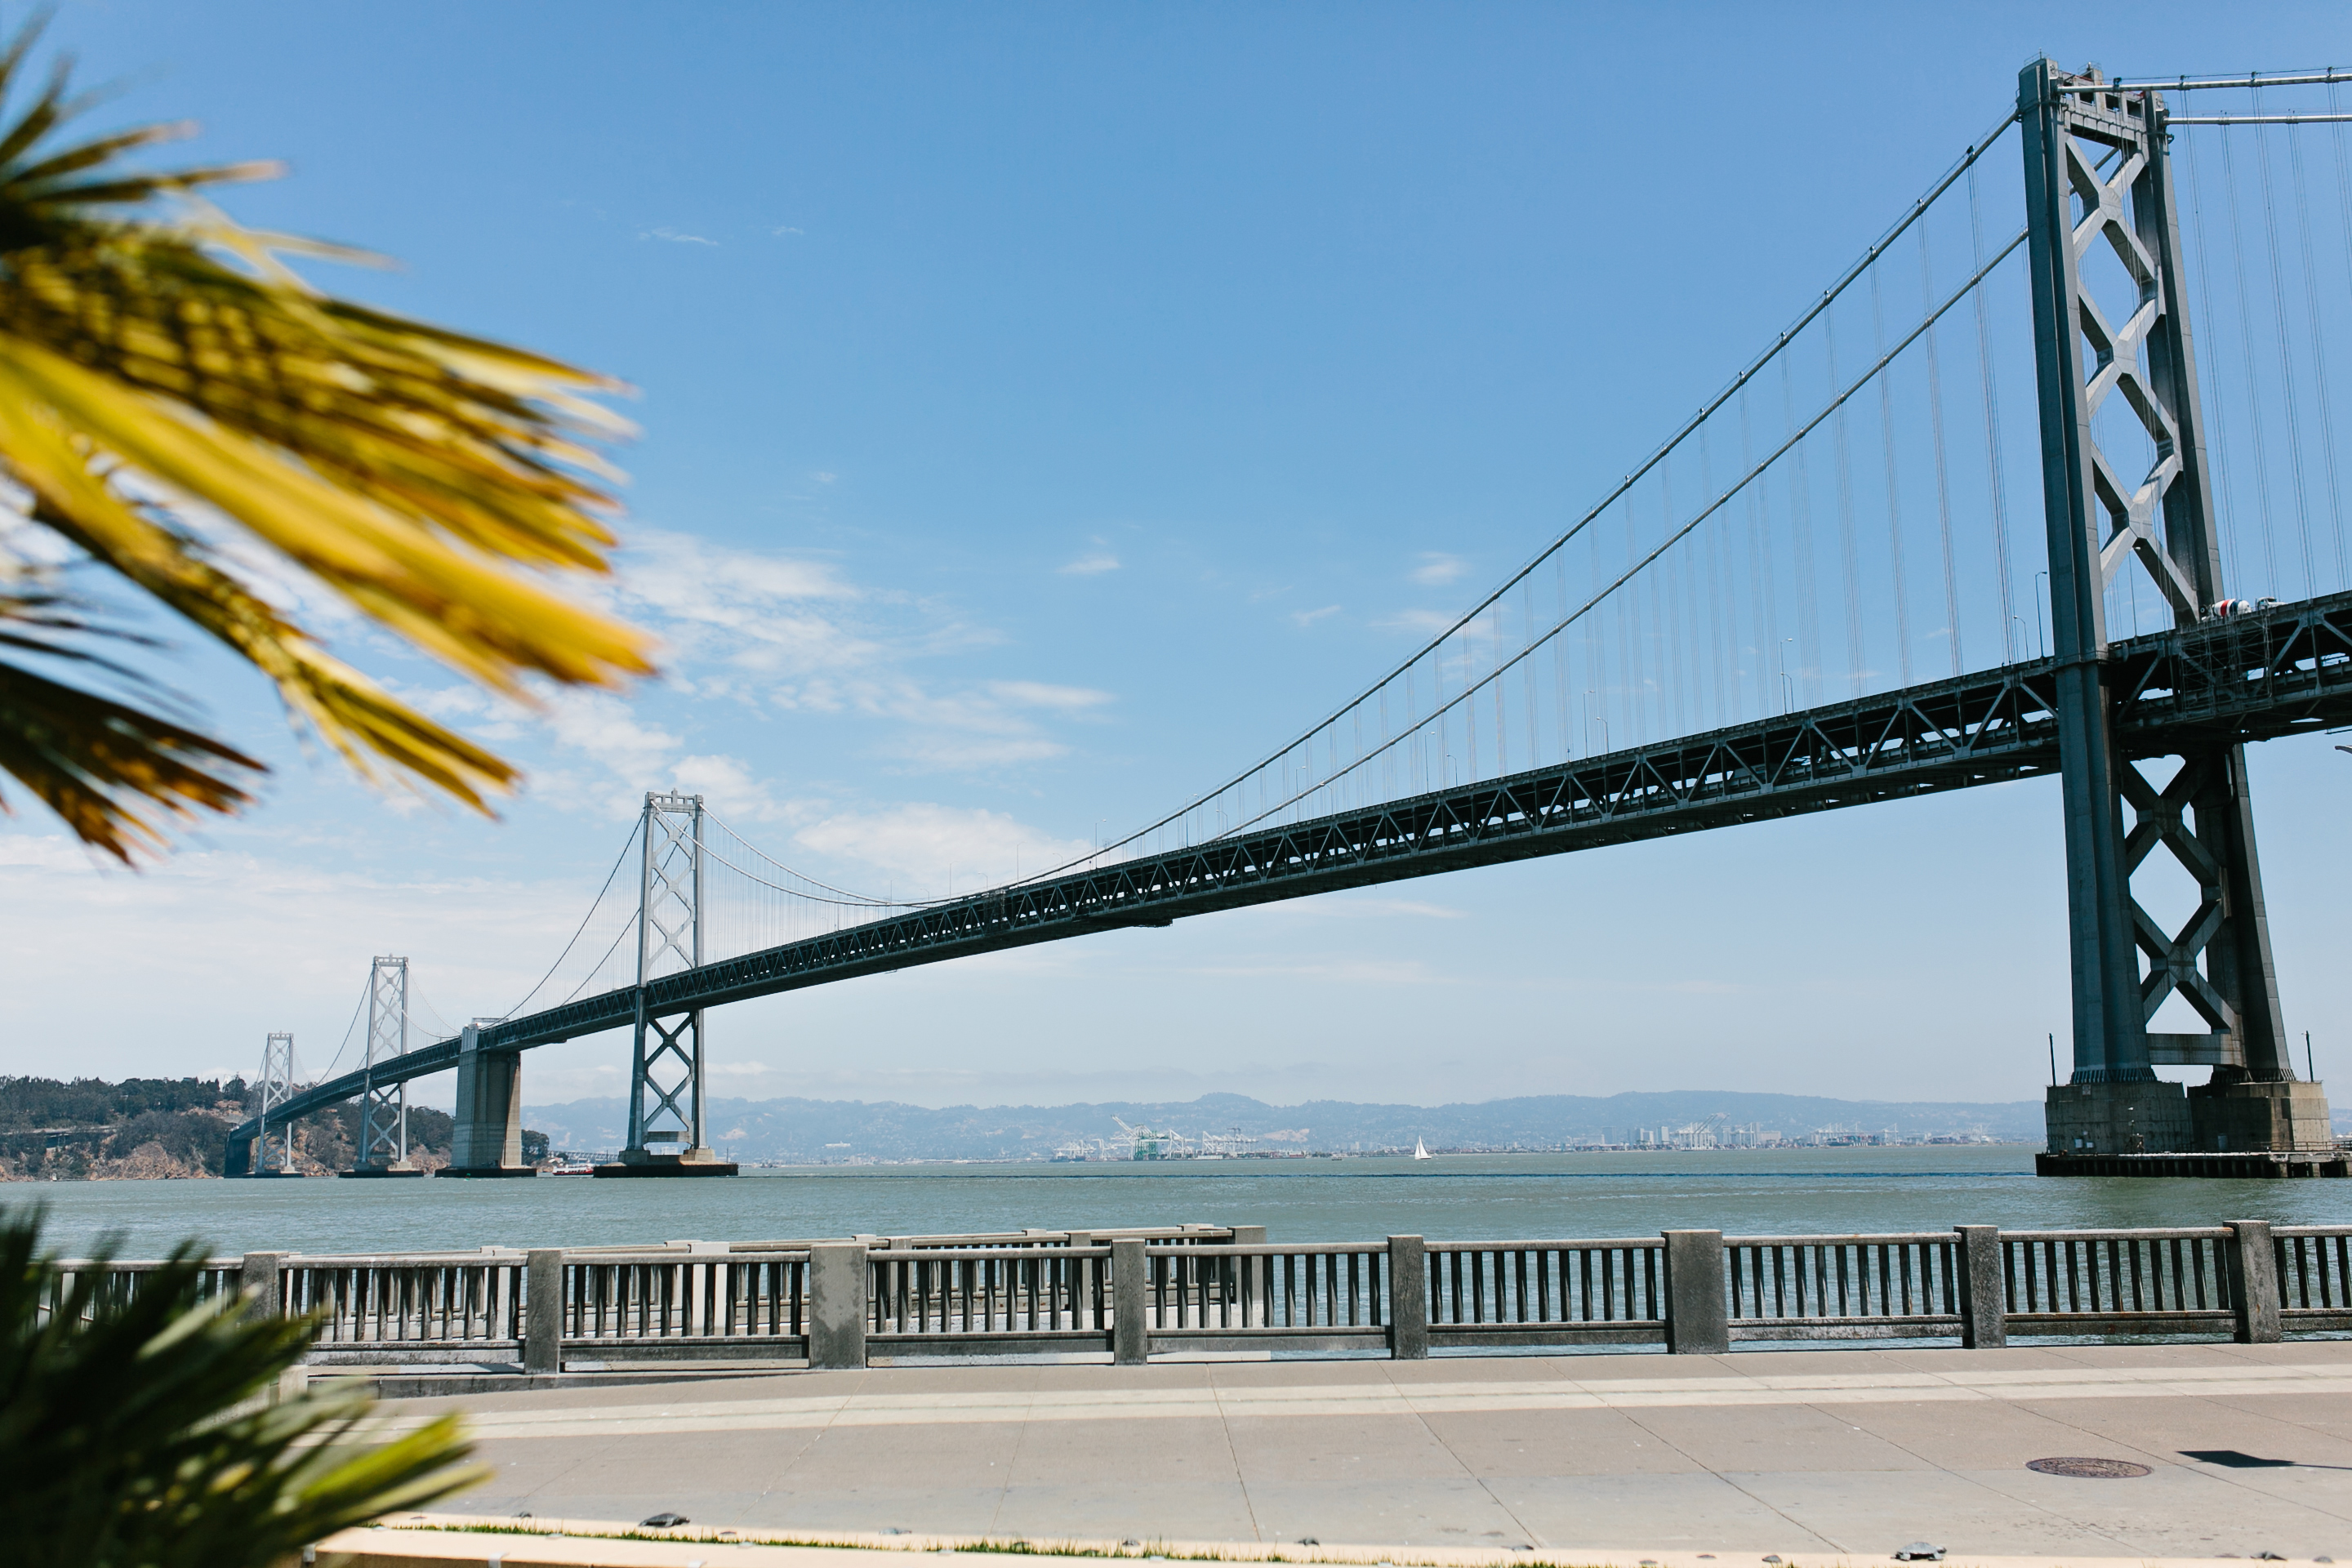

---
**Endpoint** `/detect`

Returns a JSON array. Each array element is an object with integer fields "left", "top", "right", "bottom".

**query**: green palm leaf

[{"left": 0, "top": 23, "right": 658, "bottom": 860}]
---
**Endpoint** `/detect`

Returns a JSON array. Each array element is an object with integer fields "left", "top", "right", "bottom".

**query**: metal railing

[
  {"left": 284, "top": 1253, "right": 524, "bottom": 1358},
  {"left": 1144, "top": 1243, "right": 1389, "bottom": 1350},
  {"left": 2275, "top": 1226, "right": 2352, "bottom": 1332},
  {"left": 868, "top": 1245, "right": 1109, "bottom": 1346},
  {"left": 1726, "top": 1233, "right": 1961, "bottom": 1340},
  {"left": 560, "top": 1250, "right": 808, "bottom": 1358},
  {"left": 38, "top": 1258, "right": 243, "bottom": 1326},
  {"left": 35, "top": 1220, "right": 2330, "bottom": 1374},
  {"left": 2000, "top": 1227, "right": 2236, "bottom": 1336},
  {"left": 1427, "top": 1239, "right": 1666, "bottom": 1348}
]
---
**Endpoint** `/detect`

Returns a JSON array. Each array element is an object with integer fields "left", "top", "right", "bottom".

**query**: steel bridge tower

[
  {"left": 349, "top": 955, "right": 424, "bottom": 1175},
  {"left": 2020, "top": 62, "right": 2332, "bottom": 1156},
  {"left": 252, "top": 1031, "right": 298, "bottom": 1176},
  {"left": 612, "top": 791, "right": 733, "bottom": 1174}
]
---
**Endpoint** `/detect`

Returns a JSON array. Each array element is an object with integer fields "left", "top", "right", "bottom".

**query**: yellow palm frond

[{"left": 0, "top": 25, "right": 658, "bottom": 859}]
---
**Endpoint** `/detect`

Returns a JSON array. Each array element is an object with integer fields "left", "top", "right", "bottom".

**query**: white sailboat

[{"left": 1412, "top": 1138, "right": 1432, "bottom": 1160}]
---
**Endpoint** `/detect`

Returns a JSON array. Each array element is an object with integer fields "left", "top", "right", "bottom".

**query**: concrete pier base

[
  {"left": 2043, "top": 1078, "right": 2192, "bottom": 1156},
  {"left": 2188, "top": 1076, "right": 2336, "bottom": 1152},
  {"left": 445, "top": 1021, "right": 537, "bottom": 1177}
]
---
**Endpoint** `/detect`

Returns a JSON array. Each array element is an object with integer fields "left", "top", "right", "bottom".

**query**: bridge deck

[{"left": 231, "top": 591, "right": 2352, "bottom": 1151}]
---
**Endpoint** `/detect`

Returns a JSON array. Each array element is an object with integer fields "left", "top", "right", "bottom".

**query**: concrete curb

[{"left": 315, "top": 1515, "right": 2341, "bottom": 1568}]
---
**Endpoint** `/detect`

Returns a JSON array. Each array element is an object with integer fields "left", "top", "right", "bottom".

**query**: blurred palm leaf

[
  {"left": 0, "top": 1214, "right": 485, "bottom": 1566},
  {"left": 0, "top": 25, "right": 657, "bottom": 860}
]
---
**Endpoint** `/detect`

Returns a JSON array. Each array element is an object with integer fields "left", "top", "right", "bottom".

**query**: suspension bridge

[{"left": 230, "top": 61, "right": 2352, "bottom": 1178}]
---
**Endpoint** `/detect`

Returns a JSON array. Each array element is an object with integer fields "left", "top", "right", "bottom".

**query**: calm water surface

[{"left": 10, "top": 1147, "right": 2352, "bottom": 1258}]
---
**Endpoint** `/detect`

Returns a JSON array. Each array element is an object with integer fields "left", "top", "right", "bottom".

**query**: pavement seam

[
  {"left": 1206, "top": 1367, "right": 1267, "bottom": 1544},
  {"left": 1602, "top": 1356, "right": 1839, "bottom": 1556},
  {"left": 1379, "top": 1360, "right": 1544, "bottom": 1552}
]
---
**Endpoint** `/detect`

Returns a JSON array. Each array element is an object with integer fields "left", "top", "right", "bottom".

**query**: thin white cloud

[
  {"left": 1058, "top": 553, "right": 1120, "bottom": 577},
  {"left": 1291, "top": 604, "right": 1342, "bottom": 629},
  {"left": 1410, "top": 553, "right": 1468, "bottom": 586},
  {"left": 987, "top": 680, "right": 1113, "bottom": 712},
  {"left": 772, "top": 226, "right": 805, "bottom": 237},
  {"left": 643, "top": 227, "right": 718, "bottom": 247},
  {"left": 794, "top": 804, "right": 1092, "bottom": 896},
  {"left": 1374, "top": 608, "right": 1459, "bottom": 635}
]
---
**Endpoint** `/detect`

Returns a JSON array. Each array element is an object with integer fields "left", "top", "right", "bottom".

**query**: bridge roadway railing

[
  {"left": 46, "top": 1221, "right": 2352, "bottom": 1370},
  {"left": 223, "top": 590, "right": 2352, "bottom": 1168}
]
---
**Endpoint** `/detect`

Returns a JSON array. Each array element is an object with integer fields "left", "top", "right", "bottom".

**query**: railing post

[
  {"left": 524, "top": 1250, "right": 564, "bottom": 1375},
  {"left": 1111, "top": 1237, "right": 1148, "bottom": 1365},
  {"left": 1388, "top": 1236, "right": 1428, "bottom": 1361},
  {"left": 808, "top": 1242, "right": 869, "bottom": 1369},
  {"left": 241, "top": 1251, "right": 288, "bottom": 1321},
  {"left": 2226, "top": 1220, "right": 2282, "bottom": 1344},
  {"left": 1955, "top": 1226, "right": 2007, "bottom": 1349},
  {"left": 1229, "top": 1225, "right": 1268, "bottom": 1325},
  {"left": 1662, "top": 1231, "right": 1728, "bottom": 1354}
]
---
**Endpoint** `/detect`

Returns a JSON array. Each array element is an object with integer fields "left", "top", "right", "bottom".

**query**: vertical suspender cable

[
  {"left": 1699, "top": 422, "right": 1733, "bottom": 725},
  {"left": 2221, "top": 125, "right": 2284, "bottom": 592},
  {"left": 1967, "top": 167, "right": 2018, "bottom": 660},
  {"left": 1742, "top": 385, "right": 1777, "bottom": 719},
  {"left": 2332, "top": 82, "right": 2352, "bottom": 586},
  {"left": 1920, "top": 224, "right": 1963, "bottom": 674},
  {"left": 1784, "top": 356, "right": 1824, "bottom": 702},
  {"left": 2184, "top": 126, "right": 2246, "bottom": 599},
  {"left": 1826, "top": 306, "right": 1868, "bottom": 696},
  {"left": 1656, "top": 465, "right": 1682, "bottom": 737},
  {"left": 2287, "top": 118, "right": 2350, "bottom": 590},
  {"left": 1870, "top": 265, "right": 1914, "bottom": 687},
  {"left": 1553, "top": 555, "right": 1571, "bottom": 760},
  {"left": 1622, "top": 495, "right": 1645, "bottom": 741},
  {"left": 2254, "top": 98, "right": 2320, "bottom": 596},
  {"left": 1521, "top": 580, "right": 1541, "bottom": 766}
]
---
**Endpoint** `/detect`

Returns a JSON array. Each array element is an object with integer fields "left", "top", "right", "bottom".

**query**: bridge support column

[
  {"left": 445, "top": 1022, "right": 537, "bottom": 1177},
  {"left": 345, "top": 956, "right": 423, "bottom": 1178},
  {"left": 604, "top": 791, "right": 737, "bottom": 1178},
  {"left": 2020, "top": 61, "right": 2327, "bottom": 1160}
]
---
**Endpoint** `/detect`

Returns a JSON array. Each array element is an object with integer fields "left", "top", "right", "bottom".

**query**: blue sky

[{"left": 4, "top": 2, "right": 2350, "bottom": 1111}]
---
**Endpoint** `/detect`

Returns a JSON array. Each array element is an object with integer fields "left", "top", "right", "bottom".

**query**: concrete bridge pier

[{"left": 441, "top": 1021, "right": 537, "bottom": 1178}]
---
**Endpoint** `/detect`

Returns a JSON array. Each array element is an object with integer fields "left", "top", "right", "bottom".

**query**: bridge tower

[
  {"left": 347, "top": 955, "right": 424, "bottom": 1176},
  {"left": 2020, "top": 61, "right": 2332, "bottom": 1157},
  {"left": 252, "top": 1031, "right": 298, "bottom": 1176},
  {"left": 611, "top": 791, "right": 733, "bottom": 1174}
]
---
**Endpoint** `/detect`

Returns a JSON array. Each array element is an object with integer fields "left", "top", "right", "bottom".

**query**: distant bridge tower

[
  {"left": 253, "top": 1031, "right": 297, "bottom": 1176},
  {"left": 2020, "top": 62, "right": 2331, "bottom": 1156},
  {"left": 616, "top": 791, "right": 731, "bottom": 1174},
  {"left": 350, "top": 955, "right": 422, "bottom": 1176}
]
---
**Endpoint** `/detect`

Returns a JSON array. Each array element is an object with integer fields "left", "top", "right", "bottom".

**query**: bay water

[{"left": 8, "top": 1146, "right": 2352, "bottom": 1258}]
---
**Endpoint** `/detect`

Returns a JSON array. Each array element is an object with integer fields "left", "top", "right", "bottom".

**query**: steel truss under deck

[{"left": 225, "top": 590, "right": 2352, "bottom": 1164}]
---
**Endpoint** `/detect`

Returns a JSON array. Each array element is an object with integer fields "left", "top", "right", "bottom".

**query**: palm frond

[
  {"left": 0, "top": 22, "right": 659, "bottom": 856},
  {"left": 0, "top": 1215, "right": 486, "bottom": 1567}
]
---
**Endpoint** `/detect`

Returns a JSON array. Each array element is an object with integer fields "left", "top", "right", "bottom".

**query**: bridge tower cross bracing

[
  {"left": 620, "top": 791, "right": 722, "bottom": 1169},
  {"left": 255, "top": 1031, "right": 296, "bottom": 1175},
  {"left": 350, "top": 955, "right": 422, "bottom": 1174},
  {"left": 2020, "top": 60, "right": 2332, "bottom": 1156}
]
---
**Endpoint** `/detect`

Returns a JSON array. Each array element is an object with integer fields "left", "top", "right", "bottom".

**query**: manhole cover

[{"left": 2027, "top": 1457, "right": 2152, "bottom": 1479}]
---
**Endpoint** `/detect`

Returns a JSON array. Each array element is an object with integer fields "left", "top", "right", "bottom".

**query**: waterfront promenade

[{"left": 379, "top": 1340, "right": 2352, "bottom": 1560}]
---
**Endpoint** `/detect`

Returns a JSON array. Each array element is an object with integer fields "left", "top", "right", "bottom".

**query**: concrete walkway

[{"left": 382, "top": 1342, "right": 2352, "bottom": 1560}]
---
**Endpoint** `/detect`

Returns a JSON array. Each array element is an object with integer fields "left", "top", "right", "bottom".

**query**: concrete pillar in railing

[
  {"left": 1229, "top": 1227, "right": 1268, "bottom": 1325},
  {"left": 2226, "top": 1220, "right": 2283, "bottom": 1344},
  {"left": 1662, "top": 1231, "right": 1729, "bottom": 1355},
  {"left": 524, "top": 1250, "right": 564, "bottom": 1375},
  {"left": 1955, "top": 1227, "right": 2007, "bottom": 1349},
  {"left": 1388, "top": 1236, "right": 1429, "bottom": 1360},
  {"left": 1111, "top": 1237, "right": 1149, "bottom": 1365},
  {"left": 240, "top": 1252, "right": 289, "bottom": 1321},
  {"left": 808, "top": 1242, "right": 869, "bottom": 1370}
]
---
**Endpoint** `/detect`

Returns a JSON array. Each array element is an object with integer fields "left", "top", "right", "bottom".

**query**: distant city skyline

[{"left": 5, "top": 2, "right": 2350, "bottom": 1110}]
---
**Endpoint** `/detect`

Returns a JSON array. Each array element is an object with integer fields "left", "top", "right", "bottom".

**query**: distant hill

[{"left": 523, "top": 1089, "right": 2052, "bottom": 1162}]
